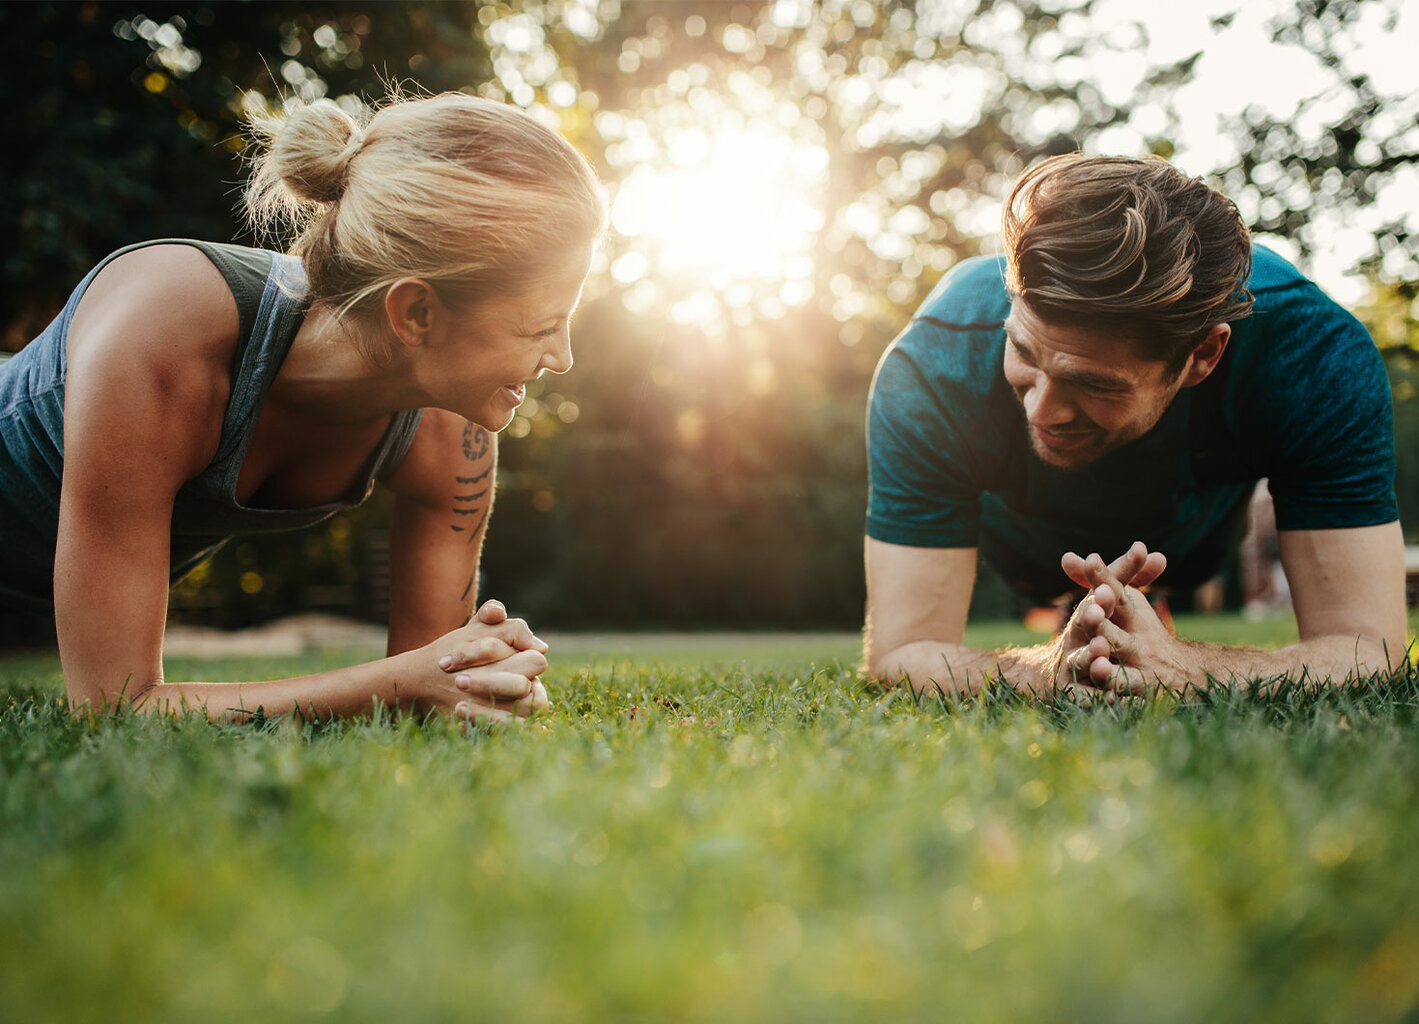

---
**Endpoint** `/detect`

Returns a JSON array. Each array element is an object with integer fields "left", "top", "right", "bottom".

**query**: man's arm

[
  {"left": 864, "top": 538, "right": 1164, "bottom": 696},
  {"left": 1076, "top": 522, "right": 1408, "bottom": 693}
]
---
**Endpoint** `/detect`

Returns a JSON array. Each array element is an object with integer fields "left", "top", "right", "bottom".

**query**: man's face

[{"left": 1001, "top": 299, "right": 1188, "bottom": 470}]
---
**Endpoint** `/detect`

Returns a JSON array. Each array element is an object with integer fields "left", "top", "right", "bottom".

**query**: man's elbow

[
  {"left": 1369, "top": 626, "right": 1412, "bottom": 673},
  {"left": 862, "top": 642, "right": 908, "bottom": 689}
]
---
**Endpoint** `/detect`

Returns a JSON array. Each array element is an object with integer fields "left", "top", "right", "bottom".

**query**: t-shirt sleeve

[
  {"left": 865, "top": 340, "right": 984, "bottom": 548},
  {"left": 1248, "top": 288, "right": 1398, "bottom": 531}
]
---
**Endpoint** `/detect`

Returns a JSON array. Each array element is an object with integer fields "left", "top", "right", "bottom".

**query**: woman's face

[{"left": 420, "top": 246, "right": 593, "bottom": 431}]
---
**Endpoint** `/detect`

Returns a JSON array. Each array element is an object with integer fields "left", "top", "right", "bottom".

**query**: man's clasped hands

[{"left": 1052, "top": 540, "right": 1191, "bottom": 699}]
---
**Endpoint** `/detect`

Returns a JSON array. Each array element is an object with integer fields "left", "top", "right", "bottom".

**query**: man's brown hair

[{"left": 1002, "top": 153, "right": 1254, "bottom": 372}]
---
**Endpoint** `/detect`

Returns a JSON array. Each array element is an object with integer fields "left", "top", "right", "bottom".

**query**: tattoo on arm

[
  {"left": 461, "top": 423, "right": 491, "bottom": 462},
  {"left": 454, "top": 423, "right": 495, "bottom": 601}
]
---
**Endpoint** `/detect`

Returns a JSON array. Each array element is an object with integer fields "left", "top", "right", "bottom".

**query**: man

[{"left": 864, "top": 154, "right": 1406, "bottom": 697}]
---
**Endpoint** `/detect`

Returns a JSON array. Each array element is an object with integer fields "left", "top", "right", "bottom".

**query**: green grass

[{"left": 2, "top": 615, "right": 1419, "bottom": 1023}]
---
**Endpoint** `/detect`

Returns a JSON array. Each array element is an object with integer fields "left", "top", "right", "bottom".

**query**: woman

[{"left": 0, "top": 92, "right": 606, "bottom": 722}]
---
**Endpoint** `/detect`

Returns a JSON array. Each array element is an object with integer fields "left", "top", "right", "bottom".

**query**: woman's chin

[{"left": 476, "top": 409, "right": 515, "bottom": 433}]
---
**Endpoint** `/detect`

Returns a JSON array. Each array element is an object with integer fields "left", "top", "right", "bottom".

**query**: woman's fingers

[
  {"left": 437, "top": 622, "right": 549, "bottom": 673},
  {"left": 454, "top": 700, "right": 514, "bottom": 726},
  {"left": 498, "top": 617, "right": 548, "bottom": 654},
  {"left": 454, "top": 679, "right": 551, "bottom": 724},
  {"left": 453, "top": 670, "right": 535, "bottom": 701},
  {"left": 512, "top": 680, "right": 550, "bottom": 717},
  {"left": 474, "top": 599, "right": 507, "bottom": 625},
  {"left": 471, "top": 601, "right": 548, "bottom": 653},
  {"left": 438, "top": 637, "right": 517, "bottom": 672},
  {"left": 452, "top": 650, "right": 549, "bottom": 699}
]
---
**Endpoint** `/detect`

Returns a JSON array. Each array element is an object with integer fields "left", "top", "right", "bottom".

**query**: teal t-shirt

[{"left": 865, "top": 245, "right": 1398, "bottom": 599}]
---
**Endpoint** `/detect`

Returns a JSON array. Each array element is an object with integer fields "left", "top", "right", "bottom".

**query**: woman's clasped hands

[{"left": 423, "top": 599, "right": 550, "bottom": 724}]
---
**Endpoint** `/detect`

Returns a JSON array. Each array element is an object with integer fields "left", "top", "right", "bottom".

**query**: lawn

[{"left": 2, "top": 614, "right": 1418, "bottom": 1023}]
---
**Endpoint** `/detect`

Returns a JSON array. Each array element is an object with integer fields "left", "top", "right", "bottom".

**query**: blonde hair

[
  {"left": 1003, "top": 153, "right": 1253, "bottom": 372},
  {"left": 244, "top": 92, "right": 606, "bottom": 317}
]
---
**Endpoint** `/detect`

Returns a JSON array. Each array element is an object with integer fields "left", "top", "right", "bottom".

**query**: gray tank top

[{"left": 0, "top": 239, "right": 423, "bottom": 613}]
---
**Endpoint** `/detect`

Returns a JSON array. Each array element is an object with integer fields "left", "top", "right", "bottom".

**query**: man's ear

[
  {"left": 1178, "top": 324, "right": 1231, "bottom": 388},
  {"left": 384, "top": 278, "right": 441, "bottom": 348}
]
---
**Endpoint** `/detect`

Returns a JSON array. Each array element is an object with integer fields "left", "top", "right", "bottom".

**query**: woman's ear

[{"left": 384, "top": 278, "right": 440, "bottom": 348}]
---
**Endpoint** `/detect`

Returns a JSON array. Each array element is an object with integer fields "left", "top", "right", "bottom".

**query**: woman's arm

[
  {"left": 380, "top": 409, "right": 498, "bottom": 655},
  {"left": 56, "top": 246, "right": 543, "bottom": 723}
]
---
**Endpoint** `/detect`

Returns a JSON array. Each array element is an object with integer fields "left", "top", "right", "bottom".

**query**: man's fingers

[
  {"left": 1130, "top": 552, "right": 1168, "bottom": 590},
  {"left": 1101, "top": 662, "right": 1148, "bottom": 697},
  {"left": 1090, "top": 584, "right": 1118, "bottom": 620},
  {"left": 1089, "top": 654, "right": 1118, "bottom": 687},
  {"left": 1105, "top": 541, "right": 1149, "bottom": 585},
  {"left": 1061, "top": 644, "right": 1095, "bottom": 682},
  {"left": 1061, "top": 551, "right": 1091, "bottom": 590},
  {"left": 1093, "top": 616, "right": 1134, "bottom": 658},
  {"left": 1065, "top": 542, "right": 1168, "bottom": 594},
  {"left": 1084, "top": 553, "right": 1129, "bottom": 604}
]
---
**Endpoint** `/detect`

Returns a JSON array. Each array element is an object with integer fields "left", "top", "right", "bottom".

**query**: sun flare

[
  {"left": 605, "top": 109, "right": 830, "bottom": 330},
  {"left": 611, "top": 124, "right": 826, "bottom": 286}
]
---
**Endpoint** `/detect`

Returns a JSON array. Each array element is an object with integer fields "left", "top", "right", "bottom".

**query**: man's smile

[{"left": 1031, "top": 424, "right": 1095, "bottom": 449}]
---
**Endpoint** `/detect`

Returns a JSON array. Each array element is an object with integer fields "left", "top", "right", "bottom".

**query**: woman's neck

[{"left": 268, "top": 303, "right": 422, "bottom": 423}]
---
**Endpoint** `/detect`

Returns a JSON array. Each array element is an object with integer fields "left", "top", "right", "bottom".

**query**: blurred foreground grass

[{"left": 2, "top": 615, "right": 1418, "bottom": 1023}]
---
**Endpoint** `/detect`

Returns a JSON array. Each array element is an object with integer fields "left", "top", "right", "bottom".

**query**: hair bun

[{"left": 264, "top": 99, "right": 364, "bottom": 206}]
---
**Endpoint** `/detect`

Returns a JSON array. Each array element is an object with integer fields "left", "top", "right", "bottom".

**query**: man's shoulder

[
  {"left": 879, "top": 255, "right": 1009, "bottom": 388},
  {"left": 1232, "top": 244, "right": 1372, "bottom": 365},
  {"left": 1246, "top": 243, "right": 1309, "bottom": 292},
  {"left": 915, "top": 254, "right": 1012, "bottom": 329}
]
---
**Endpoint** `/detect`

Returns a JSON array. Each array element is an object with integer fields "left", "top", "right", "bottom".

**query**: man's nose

[{"left": 1023, "top": 376, "right": 1073, "bottom": 426}]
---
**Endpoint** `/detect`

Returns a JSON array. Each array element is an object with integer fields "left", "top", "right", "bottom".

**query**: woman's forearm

[{"left": 126, "top": 648, "right": 432, "bottom": 722}]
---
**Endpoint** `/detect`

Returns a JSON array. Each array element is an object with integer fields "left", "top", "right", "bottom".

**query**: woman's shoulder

[
  {"left": 67, "top": 242, "right": 243, "bottom": 369},
  {"left": 63, "top": 243, "right": 243, "bottom": 460}
]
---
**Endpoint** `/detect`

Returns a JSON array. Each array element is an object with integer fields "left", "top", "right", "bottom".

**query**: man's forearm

[
  {"left": 1130, "top": 633, "right": 1406, "bottom": 694},
  {"left": 869, "top": 639, "right": 1061, "bottom": 696}
]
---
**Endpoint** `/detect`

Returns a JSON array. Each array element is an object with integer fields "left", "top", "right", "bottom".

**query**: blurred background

[{"left": 3, "top": 0, "right": 1416, "bottom": 630}]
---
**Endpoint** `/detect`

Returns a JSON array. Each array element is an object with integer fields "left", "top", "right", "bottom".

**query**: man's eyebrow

[
  {"left": 1058, "top": 368, "right": 1131, "bottom": 391},
  {"left": 1005, "top": 326, "right": 1131, "bottom": 391},
  {"left": 1004, "top": 327, "right": 1033, "bottom": 360}
]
